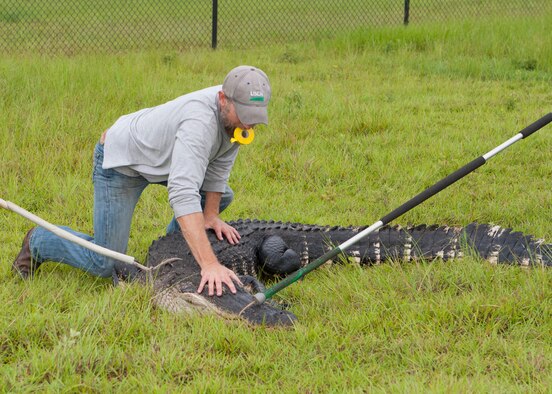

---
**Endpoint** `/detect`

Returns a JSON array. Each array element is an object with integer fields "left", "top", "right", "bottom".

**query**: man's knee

[
  {"left": 93, "top": 258, "right": 116, "bottom": 278},
  {"left": 95, "top": 259, "right": 139, "bottom": 281},
  {"left": 166, "top": 218, "right": 181, "bottom": 235},
  {"left": 220, "top": 186, "right": 234, "bottom": 212}
]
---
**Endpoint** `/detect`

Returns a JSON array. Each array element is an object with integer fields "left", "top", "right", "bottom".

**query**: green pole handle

[{"left": 254, "top": 248, "right": 342, "bottom": 304}]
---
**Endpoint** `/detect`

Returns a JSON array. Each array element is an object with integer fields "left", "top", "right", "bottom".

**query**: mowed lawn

[{"left": 0, "top": 13, "right": 551, "bottom": 392}]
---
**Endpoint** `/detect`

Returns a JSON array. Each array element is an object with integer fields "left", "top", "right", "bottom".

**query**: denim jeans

[{"left": 29, "top": 142, "right": 234, "bottom": 278}]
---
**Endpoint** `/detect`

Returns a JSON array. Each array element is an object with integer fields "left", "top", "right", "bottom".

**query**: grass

[{"left": 1, "top": 13, "right": 552, "bottom": 392}]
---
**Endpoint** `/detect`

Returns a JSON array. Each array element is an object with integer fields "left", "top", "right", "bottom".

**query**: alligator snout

[
  {"left": 201, "top": 275, "right": 297, "bottom": 327},
  {"left": 154, "top": 275, "right": 297, "bottom": 327}
]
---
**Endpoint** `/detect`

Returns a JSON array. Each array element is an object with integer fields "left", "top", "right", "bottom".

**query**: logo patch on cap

[{"left": 249, "top": 91, "right": 265, "bottom": 102}]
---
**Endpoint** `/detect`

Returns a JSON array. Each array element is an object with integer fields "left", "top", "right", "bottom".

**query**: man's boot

[{"left": 12, "top": 228, "right": 41, "bottom": 279}]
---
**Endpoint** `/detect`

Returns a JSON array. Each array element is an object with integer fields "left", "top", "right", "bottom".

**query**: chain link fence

[{"left": 1, "top": 0, "right": 549, "bottom": 54}]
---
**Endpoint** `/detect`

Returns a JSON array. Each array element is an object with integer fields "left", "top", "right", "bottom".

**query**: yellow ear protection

[{"left": 230, "top": 127, "right": 255, "bottom": 145}]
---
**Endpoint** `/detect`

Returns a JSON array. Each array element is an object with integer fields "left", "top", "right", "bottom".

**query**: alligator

[{"left": 142, "top": 220, "right": 552, "bottom": 327}]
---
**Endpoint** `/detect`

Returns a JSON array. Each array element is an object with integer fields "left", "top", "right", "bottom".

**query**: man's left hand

[{"left": 204, "top": 216, "right": 241, "bottom": 245}]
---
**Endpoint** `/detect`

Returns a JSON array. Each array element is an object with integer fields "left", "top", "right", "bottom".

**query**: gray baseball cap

[{"left": 222, "top": 65, "right": 271, "bottom": 125}]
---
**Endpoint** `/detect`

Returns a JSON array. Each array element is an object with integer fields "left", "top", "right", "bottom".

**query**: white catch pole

[{"left": 0, "top": 198, "right": 156, "bottom": 271}]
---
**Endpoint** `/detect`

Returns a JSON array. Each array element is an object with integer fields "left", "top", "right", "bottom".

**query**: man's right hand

[
  {"left": 198, "top": 262, "right": 242, "bottom": 296},
  {"left": 176, "top": 213, "right": 242, "bottom": 296}
]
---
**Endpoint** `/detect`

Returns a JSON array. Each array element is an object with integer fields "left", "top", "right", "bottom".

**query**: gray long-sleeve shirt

[{"left": 102, "top": 85, "right": 239, "bottom": 218}]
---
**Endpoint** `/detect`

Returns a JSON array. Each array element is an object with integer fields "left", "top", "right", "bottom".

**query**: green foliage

[{"left": 1, "top": 14, "right": 551, "bottom": 391}]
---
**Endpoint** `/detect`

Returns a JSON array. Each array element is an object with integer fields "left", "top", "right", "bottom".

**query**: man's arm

[
  {"left": 202, "top": 191, "right": 241, "bottom": 244},
  {"left": 177, "top": 212, "right": 242, "bottom": 296}
]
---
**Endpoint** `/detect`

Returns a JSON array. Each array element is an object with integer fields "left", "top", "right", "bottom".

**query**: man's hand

[
  {"left": 198, "top": 262, "right": 242, "bottom": 296},
  {"left": 177, "top": 210, "right": 241, "bottom": 297},
  {"left": 204, "top": 216, "right": 241, "bottom": 245}
]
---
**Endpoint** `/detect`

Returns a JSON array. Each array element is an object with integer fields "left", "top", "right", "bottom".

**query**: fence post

[
  {"left": 212, "top": 0, "right": 218, "bottom": 49},
  {"left": 404, "top": 0, "right": 410, "bottom": 25}
]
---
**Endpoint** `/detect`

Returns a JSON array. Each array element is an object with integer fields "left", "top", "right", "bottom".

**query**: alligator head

[
  {"left": 143, "top": 232, "right": 298, "bottom": 327},
  {"left": 149, "top": 271, "right": 297, "bottom": 327}
]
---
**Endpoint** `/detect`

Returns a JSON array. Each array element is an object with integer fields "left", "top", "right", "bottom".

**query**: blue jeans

[{"left": 29, "top": 142, "right": 234, "bottom": 278}]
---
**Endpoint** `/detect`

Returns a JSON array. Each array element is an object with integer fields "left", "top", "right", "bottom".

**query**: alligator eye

[
  {"left": 179, "top": 282, "right": 196, "bottom": 293},
  {"left": 239, "top": 275, "right": 266, "bottom": 294}
]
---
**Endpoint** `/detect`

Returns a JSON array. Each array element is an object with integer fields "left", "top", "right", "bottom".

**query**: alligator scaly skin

[
  {"left": 146, "top": 220, "right": 551, "bottom": 279},
  {"left": 143, "top": 221, "right": 551, "bottom": 326}
]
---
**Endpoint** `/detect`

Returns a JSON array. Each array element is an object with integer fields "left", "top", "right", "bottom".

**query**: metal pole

[
  {"left": 404, "top": 0, "right": 410, "bottom": 25},
  {"left": 254, "top": 113, "right": 552, "bottom": 304},
  {"left": 0, "top": 198, "right": 153, "bottom": 271},
  {"left": 212, "top": 0, "right": 218, "bottom": 49}
]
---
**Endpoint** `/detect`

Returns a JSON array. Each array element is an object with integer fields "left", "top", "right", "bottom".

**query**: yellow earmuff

[{"left": 230, "top": 127, "right": 255, "bottom": 145}]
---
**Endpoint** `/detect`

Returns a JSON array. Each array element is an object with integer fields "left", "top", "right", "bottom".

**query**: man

[{"left": 12, "top": 65, "right": 272, "bottom": 296}]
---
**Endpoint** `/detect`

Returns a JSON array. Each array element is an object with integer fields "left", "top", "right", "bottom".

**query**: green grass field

[{"left": 1, "top": 13, "right": 551, "bottom": 392}]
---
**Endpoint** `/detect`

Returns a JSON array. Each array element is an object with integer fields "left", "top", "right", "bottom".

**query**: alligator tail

[{"left": 339, "top": 223, "right": 552, "bottom": 267}]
